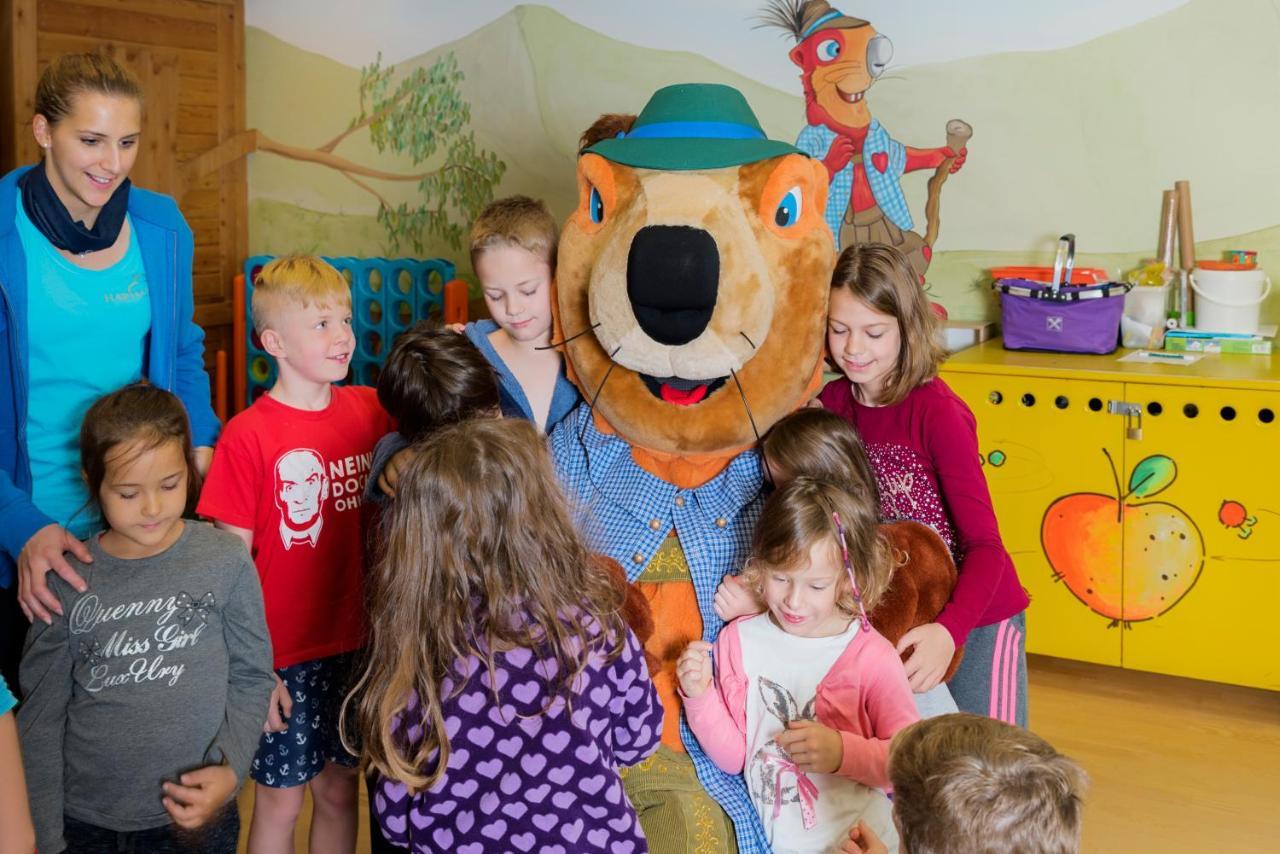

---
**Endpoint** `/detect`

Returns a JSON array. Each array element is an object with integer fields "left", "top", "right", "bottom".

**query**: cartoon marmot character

[
  {"left": 760, "top": 0, "right": 971, "bottom": 280},
  {"left": 550, "top": 82, "right": 957, "bottom": 853}
]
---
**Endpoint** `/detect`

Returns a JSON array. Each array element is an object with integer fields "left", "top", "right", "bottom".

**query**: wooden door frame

[{"left": 1, "top": 0, "right": 39, "bottom": 173}]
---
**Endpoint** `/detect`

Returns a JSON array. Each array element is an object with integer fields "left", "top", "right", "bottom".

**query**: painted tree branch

[
  {"left": 180, "top": 51, "right": 503, "bottom": 253},
  {"left": 317, "top": 91, "right": 408, "bottom": 154}
]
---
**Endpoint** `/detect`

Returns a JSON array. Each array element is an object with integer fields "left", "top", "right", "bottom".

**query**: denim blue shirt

[
  {"left": 548, "top": 403, "right": 770, "bottom": 853},
  {"left": 464, "top": 319, "right": 579, "bottom": 431}
]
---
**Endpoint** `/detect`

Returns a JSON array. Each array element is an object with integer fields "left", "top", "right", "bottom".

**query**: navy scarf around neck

[{"left": 18, "top": 165, "right": 131, "bottom": 254}]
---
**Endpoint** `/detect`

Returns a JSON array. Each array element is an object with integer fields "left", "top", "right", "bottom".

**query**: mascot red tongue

[
  {"left": 549, "top": 82, "right": 957, "bottom": 852},
  {"left": 550, "top": 82, "right": 831, "bottom": 851}
]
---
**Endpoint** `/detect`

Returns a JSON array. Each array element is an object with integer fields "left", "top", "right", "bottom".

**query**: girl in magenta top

[
  {"left": 818, "top": 244, "right": 1029, "bottom": 727},
  {"left": 678, "top": 478, "right": 918, "bottom": 853}
]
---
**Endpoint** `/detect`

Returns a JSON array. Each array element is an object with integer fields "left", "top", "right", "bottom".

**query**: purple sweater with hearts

[{"left": 373, "top": 620, "right": 661, "bottom": 853}]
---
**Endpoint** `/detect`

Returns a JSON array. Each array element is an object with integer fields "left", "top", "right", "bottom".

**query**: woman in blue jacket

[{"left": 0, "top": 54, "right": 218, "bottom": 683}]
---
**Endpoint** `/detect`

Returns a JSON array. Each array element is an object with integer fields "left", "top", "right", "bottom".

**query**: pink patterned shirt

[{"left": 819, "top": 377, "right": 1029, "bottom": 646}]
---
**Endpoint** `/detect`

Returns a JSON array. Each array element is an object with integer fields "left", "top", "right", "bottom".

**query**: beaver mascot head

[{"left": 557, "top": 83, "right": 832, "bottom": 459}]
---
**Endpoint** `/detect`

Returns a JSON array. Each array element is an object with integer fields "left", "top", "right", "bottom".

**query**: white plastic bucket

[
  {"left": 1190, "top": 267, "right": 1271, "bottom": 334},
  {"left": 1124, "top": 283, "right": 1170, "bottom": 327}
]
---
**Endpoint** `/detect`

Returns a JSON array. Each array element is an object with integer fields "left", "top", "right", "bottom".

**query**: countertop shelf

[{"left": 942, "top": 340, "right": 1280, "bottom": 391}]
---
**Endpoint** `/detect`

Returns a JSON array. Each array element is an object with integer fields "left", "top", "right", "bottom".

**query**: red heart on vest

[{"left": 871, "top": 152, "right": 888, "bottom": 173}]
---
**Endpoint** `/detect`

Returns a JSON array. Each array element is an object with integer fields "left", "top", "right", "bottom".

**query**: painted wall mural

[{"left": 245, "top": 0, "right": 1280, "bottom": 320}]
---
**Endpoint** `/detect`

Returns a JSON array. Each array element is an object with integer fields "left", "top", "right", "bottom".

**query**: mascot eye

[
  {"left": 589, "top": 186, "right": 605, "bottom": 224},
  {"left": 867, "top": 35, "right": 893, "bottom": 78},
  {"left": 816, "top": 39, "right": 841, "bottom": 62},
  {"left": 774, "top": 187, "right": 802, "bottom": 228}
]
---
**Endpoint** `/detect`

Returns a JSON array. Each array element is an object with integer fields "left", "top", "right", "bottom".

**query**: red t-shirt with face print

[{"left": 197, "top": 385, "right": 392, "bottom": 668}]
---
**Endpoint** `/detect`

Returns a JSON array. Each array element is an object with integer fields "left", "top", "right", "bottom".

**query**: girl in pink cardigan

[{"left": 678, "top": 478, "right": 918, "bottom": 854}]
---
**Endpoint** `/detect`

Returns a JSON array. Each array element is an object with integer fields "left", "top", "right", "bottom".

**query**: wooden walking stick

[{"left": 924, "top": 119, "right": 973, "bottom": 247}]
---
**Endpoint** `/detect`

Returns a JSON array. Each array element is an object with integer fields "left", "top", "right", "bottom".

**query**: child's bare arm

[{"left": 0, "top": 707, "right": 35, "bottom": 854}]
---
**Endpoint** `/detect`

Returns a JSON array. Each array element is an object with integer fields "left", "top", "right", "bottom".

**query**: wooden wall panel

[{"left": 2, "top": 0, "right": 246, "bottom": 413}]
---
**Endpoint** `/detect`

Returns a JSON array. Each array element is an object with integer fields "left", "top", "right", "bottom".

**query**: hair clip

[{"left": 832, "top": 512, "right": 871, "bottom": 632}]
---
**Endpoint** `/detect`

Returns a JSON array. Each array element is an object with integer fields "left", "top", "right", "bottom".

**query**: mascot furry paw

[{"left": 549, "top": 83, "right": 954, "bottom": 853}]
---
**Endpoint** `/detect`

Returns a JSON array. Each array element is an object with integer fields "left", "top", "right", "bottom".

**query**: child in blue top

[
  {"left": 462, "top": 195, "right": 579, "bottom": 432},
  {"left": 369, "top": 197, "right": 579, "bottom": 498}
]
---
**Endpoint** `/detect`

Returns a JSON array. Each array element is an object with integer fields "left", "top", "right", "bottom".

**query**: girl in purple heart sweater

[{"left": 344, "top": 418, "right": 662, "bottom": 853}]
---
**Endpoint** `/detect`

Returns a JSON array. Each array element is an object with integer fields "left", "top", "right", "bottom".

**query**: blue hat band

[
  {"left": 619, "top": 120, "right": 765, "bottom": 141},
  {"left": 801, "top": 9, "right": 844, "bottom": 39}
]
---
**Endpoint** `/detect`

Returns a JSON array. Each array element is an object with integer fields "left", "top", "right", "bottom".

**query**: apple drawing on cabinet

[{"left": 1041, "top": 452, "right": 1205, "bottom": 627}]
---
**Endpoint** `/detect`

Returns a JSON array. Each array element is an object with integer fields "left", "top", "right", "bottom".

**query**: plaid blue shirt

[
  {"left": 549, "top": 404, "right": 770, "bottom": 853},
  {"left": 796, "top": 119, "right": 912, "bottom": 248}
]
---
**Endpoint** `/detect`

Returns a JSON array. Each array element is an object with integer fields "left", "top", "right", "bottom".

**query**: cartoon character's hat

[
  {"left": 796, "top": 1, "right": 868, "bottom": 39},
  {"left": 583, "top": 83, "right": 804, "bottom": 172}
]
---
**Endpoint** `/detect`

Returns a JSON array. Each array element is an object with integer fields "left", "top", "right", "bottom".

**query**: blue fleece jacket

[{"left": 0, "top": 165, "right": 219, "bottom": 587}]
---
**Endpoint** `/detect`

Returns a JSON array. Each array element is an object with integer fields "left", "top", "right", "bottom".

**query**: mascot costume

[
  {"left": 549, "top": 82, "right": 958, "bottom": 853},
  {"left": 760, "top": 0, "right": 971, "bottom": 281}
]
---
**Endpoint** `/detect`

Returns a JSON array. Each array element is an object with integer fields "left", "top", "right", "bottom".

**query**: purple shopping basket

[{"left": 995, "top": 235, "right": 1130, "bottom": 355}]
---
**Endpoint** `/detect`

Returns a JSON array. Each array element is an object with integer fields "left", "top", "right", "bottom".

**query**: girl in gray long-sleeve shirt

[{"left": 19, "top": 384, "right": 275, "bottom": 854}]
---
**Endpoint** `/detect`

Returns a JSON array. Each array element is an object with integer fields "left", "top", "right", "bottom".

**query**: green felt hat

[{"left": 583, "top": 83, "right": 804, "bottom": 171}]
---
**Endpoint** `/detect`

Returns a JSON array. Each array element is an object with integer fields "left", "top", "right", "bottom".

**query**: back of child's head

[
  {"left": 377, "top": 322, "right": 500, "bottom": 442},
  {"left": 889, "top": 713, "right": 1087, "bottom": 854},
  {"left": 349, "top": 418, "right": 626, "bottom": 791},
  {"left": 469, "top": 195, "right": 558, "bottom": 272},
  {"left": 761, "top": 407, "right": 880, "bottom": 506},
  {"left": 80, "top": 382, "right": 198, "bottom": 515},
  {"left": 742, "top": 476, "right": 892, "bottom": 615},
  {"left": 250, "top": 254, "right": 350, "bottom": 334},
  {"left": 830, "top": 243, "right": 945, "bottom": 405}
]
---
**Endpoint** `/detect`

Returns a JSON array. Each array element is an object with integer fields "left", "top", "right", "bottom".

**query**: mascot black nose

[{"left": 627, "top": 225, "right": 719, "bottom": 346}]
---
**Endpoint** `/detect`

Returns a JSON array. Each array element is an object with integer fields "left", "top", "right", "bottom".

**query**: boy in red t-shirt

[{"left": 198, "top": 255, "right": 391, "bottom": 853}]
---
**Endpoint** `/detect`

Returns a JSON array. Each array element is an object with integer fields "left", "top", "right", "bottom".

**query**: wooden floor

[{"left": 235, "top": 655, "right": 1280, "bottom": 852}]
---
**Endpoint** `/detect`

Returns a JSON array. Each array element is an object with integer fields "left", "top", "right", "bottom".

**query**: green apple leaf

[{"left": 1129, "top": 455, "right": 1177, "bottom": 498}]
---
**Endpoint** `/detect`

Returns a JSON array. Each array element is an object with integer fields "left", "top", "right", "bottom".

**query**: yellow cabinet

[
  {"left": 942, "top": 342, "right": 1280, "bottom": 691},
  {"left": 1118, "top": 383, "right": 1280, "bottom": 689},
  {"left": 944, "top": 373, "right": 1124, "bottom": 667}
]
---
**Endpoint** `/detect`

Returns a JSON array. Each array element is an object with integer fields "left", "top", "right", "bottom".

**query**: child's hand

[
  {"left": 161, "top": 764, "right": 237, "bottom": 830},
  {"left": 713, "top": 574, "right": 761, "bottom": 622},
  {"left": 446, "top": 323, "right": 466, "bottom": 334},
  {"left": 840, "top": 820, "right": 889, "bottom": 854},
  {"left": 896, "top": 622, "right": 956, "bottom": 693},
  {"left": 377, "top": 447, "right": 418, "bottom": 499},
  {"left": 676, "top": 640, "right": 713, "bottom": 699},
  {"left": 775, "top": 719, "right": 843, "bottom": 774},
  {"left": 264, "top": 673, "right": 292, "bottom": 733}
]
